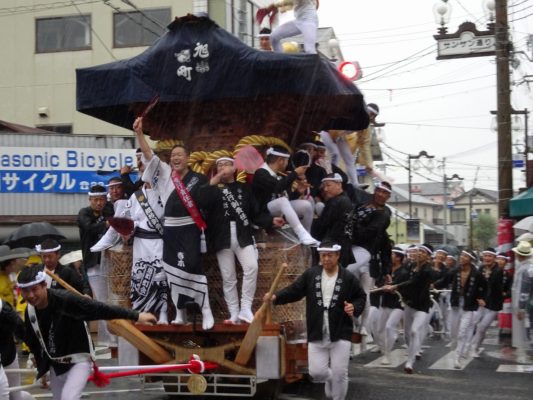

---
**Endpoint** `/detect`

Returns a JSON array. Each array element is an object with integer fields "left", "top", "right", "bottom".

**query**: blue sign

[
  {"left": 0, "top": 170, "right": 126, "bottom": 193},
  {"left": 513, "top": 159, "right": 525, "bottom": 168},
  {"left": 0, "top": 146, "right": 136, "bottom": 193}
]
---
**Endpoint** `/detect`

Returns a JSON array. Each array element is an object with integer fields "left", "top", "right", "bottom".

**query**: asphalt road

[{"left": 18, "top": 327, "right": 533, "bottom": 399}]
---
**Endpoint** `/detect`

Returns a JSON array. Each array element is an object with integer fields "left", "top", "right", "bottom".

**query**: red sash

[
  {"left": 170, "top": 171, "right": 207, "bottom": 231},
  {"left": 171, "top": 171, "right": 207, "bottom": 253}
]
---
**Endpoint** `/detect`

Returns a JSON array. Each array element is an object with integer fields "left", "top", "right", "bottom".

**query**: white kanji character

[
  {"left": 40, "top": 173, "right": 58, "bottom": 190},
  {"left": 193, "top": 42, "right": 209, "bottom": 58},
  {"left": 1, "top": 173, "right": 21, "bottom": 191},
  {"left": 59, "top": 173, "right": 76, "bottom": 190},
  {"left": 175, "top": 49, "right": 191, "bottom": 63},
  {"left": 22, "top": 173, "right": 38, "bottom": 191},
  {"left": 177, "top": 65, "right": 193, "bottom": 81},
  {"left": 195, "top": 61, "right": 209, "bottom": 73}
]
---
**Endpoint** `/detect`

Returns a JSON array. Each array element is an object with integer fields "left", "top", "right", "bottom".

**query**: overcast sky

[{"left": 313, "top": 0, "right": 533, "bottom": 192}]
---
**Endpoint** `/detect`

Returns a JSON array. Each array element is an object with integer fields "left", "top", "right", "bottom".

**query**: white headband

[
  {"left": 216, "top": 157, "right": 234, "bottom": 164},
  {"left": 367, "top": 105, "right": 379, "bottom": 115},
  {"left": 375, "top": 182, "right": 392, "bottom": 193},
  {"left": 258, "top": 33, "right": 271, "bottom": 38},
  {"left": 106, "top": 181, "right": 122, "bottom": 187},
  {"left": 299, "top": 142, "right": 317, "bottom": 149},
  {"left": 446, "top": 255, "right": 457, "bottom": 260},
  {"left": 418, "top": 245, "right": 433, "bottom": 255},
  {"left": 462, "top": 250, "right": 476, "bottom": 260},
  {"left": 482, "top": 250, "right": 497, "bottom": 256},
  {"left": 317, "top": 244, "right": 342, "bottom": 252},
  {"left": 436, "top": 249, "right": 448, "bottom": 255},
  {"left": 266, "top": 147, "right": 290, "bottom": 158},
  {"left": 496, "top": 254, "right": 510, "bottom": 260},
  {"left": 392, "top": 248, "right": 405, "bottom": 256},
  {"left": 322, "top": 173, "right": 343, "bottom": 183},
  {"left": 88, "top": 191, "right": 107, "bottom": 197},
  {"left": 35, "top": 244, "right": 61, "bottom": 253},
  {"left": 17, "top": 271, "right": 46, "bottom": 288}
]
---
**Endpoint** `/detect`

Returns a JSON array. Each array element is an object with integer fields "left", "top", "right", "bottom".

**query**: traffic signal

[{"left": 338, "top": 61, "right": 362, "bottom": 81}]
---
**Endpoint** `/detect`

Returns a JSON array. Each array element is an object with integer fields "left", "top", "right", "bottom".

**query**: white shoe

[
  {"left": 202, "top": 305, "right": 215, "bottom": 330},
  {"left": 294, "top": 227, "right": 319, "bottom": 246},
  {"left": 453, "top": 357, "right": 461, "bottom": 369},
  {"left": 472, "top": 348, "right": 481, "bottom": 358},
  {"left": 157, "top": 312, "right": 169, "bottom": 325},
  {"left": 171, "top": 309, "right": 186, "bottom": 325},
  {"left": 238, "top": 308, "right": 254, "bottom": 324},
  {"left": 381, "top": 355, "right": 391, "bottom": 365}
]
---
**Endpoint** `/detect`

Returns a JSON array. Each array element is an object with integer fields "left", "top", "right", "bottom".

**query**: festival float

[{"left": 76, "top": 14, "right": 368, "bottom": 398}]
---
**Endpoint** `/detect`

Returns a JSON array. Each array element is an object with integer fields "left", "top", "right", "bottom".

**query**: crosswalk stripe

[
  {"left": 428, "top": 351, "right": 473, "bottom": 370},
  {"left": 496, "top": 365, "right": 533, "bottom": 373},
  {"left": 363, "top": 349, "right": 407, "bottom": 368}
]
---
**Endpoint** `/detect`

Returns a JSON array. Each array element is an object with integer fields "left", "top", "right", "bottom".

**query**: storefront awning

[{"left": 509, "top": 187, "right": 533, "bottom": 217}]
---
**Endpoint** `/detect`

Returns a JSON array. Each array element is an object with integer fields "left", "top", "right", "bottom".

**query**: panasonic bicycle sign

[{"left": 0, "top": 147, "right": 136, "bottom": 193}]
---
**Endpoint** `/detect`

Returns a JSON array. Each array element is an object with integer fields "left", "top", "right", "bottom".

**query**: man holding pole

[
  {"left": 265, "top": 242, "right": 366, "bottom": 400},
  {"left": 17, "top": 265, "right": 156, "bottom": 400}
]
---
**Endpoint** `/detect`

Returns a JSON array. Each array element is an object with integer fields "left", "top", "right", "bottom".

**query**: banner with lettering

[{"left": 0, "top": 147, "right": 136, "bottom": 193}]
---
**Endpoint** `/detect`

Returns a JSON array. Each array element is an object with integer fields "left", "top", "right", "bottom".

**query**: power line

[
  {"left": 360, "top": 73, "right": 494, "bottom": 91},
  {"left": 71, "top": 1, "right": 117, "bottom": 60},
  {"left": 511, "top": 11, "right": 533, "bottom": 23},
  {"left": 383, "top": 85, "right": 495, "bottom": 108},
  {"left": 386, "top": 122, "right": 492, "bottom": 131},
  {"left": 0, "top": 0, "right": 101, "bottom": 17}
]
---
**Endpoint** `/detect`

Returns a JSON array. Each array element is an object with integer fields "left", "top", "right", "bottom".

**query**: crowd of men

[{"left": 2, "top": 112, "right": 533, "bottom": 399}]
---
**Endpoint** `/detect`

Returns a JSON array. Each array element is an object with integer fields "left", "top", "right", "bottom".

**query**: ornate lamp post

[{"left": 407, "top": 150, "right": 435, "bottom": 218}]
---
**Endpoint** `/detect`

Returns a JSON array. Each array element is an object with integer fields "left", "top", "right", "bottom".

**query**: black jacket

[
  {"left": 50, "top": 264, "right": 91, "bottom": 296},
  {"left": 480, "top": 264, "right": 509, "bottom": 311},
  {"left": 204, "top": 182, "right": 273, "bottom": 252},
  {"left": 77, "top": 203, "right": 114, "bottom": 269},
  {"left": 25, "top": 289, "right": 139, "bottom": 378},
  {"left": 311, "top": 192, "right": 355, "bottom": 266},
  {"left": 274, "top": 265, "right": 366, "bottom": 343},
  {"left": 436, "top": 266, "right": 487, "bottom": 311},
  {"left": 0, "top": 300, "right": 25, "bottom": 367},
  {"left": 398, "top": 262, "right": 434, "bottom": 313},
  {"left": 252, "top": 166, "right": 298, "bottom": 212},
  {"left": 381, "top": 264, "right": 411, "bottom": 309}
]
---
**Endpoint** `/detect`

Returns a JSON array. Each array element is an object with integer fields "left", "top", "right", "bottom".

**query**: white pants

[
  {"left": 403, "top": 305, "right": 428, "bottom": 368},
  {"left": 216, "top": 223, "right": 258, "bottom": 314},
  {"left": 378, "top": 307, "right": 404, "bottom": 355},
  {"left": 347, "top": 248, "right": 372, "bottom": 336},
  {"left": 271, "top": 14, "right": 318, "bottom": 54},
  {"left": 267, "top": 197, "right": 313, "bottom": 232},
  {"left": 308, "top": 338, "right": 351, "bottom": 400},
  {"left": 367, "top": 306, "right": 381, "bottom": 347},
  {"left": 50, "top": 361, "right": 91, "bottom": 400},
  {"left": 4, "top": 355, "right": 34, "bottom": 400},
  {"left": 439, "top": 293, "right": 451, "bottom": 336},
  {"left": 319, "top": 131, "right": 359, "bottom": 186},
  {"left": 87, "top": 263, "right": 115, "bottom": 346},
  {"left": 450, "top": 307, "right": 476, "bottom": 358},
  {"left": 470, "top": 307, "right": 497, "bottom": 351},
  {"left": 0, "top": 365, "right": 8, "bottom": 400}
]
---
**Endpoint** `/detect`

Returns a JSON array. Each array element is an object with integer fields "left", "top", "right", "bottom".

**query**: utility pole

[{"left": 495, "top": 0, "right": 513, "bottom": 217}]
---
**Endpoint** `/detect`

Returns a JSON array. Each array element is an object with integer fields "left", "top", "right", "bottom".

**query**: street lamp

[
  {"left": 469, "top": 189, "right": 479, "bottom": 249},
  {"left": 407, "top": 150, "right": 435, "bottom": 218},
  {"left": 433, "top": 0, "right": 452, "bottom": 34},
  {"left": 442, "top": 171, "right": 464, "bottom": 244}
]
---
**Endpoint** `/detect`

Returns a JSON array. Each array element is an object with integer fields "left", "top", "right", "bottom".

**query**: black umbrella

[
  {"left": 76, "top": 14, "right": 369, "bottom": 150},
  {"left": 4, "top": 222, "right": 66, "bottom": 249}
]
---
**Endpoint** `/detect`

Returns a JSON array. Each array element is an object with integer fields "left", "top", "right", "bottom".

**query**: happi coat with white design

[
  {"left": 274, "top": 265, "right": 366, "bottom": 342},
  {"left": 204, "top": 181, "right": 273, "bottom": 253},
  {"left": 126, "top": 186, "right": 168, "bottom": 314}
]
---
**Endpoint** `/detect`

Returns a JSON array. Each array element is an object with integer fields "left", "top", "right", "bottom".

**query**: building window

[
  {"left": 484, "top": 208, "right": 491, "bottom": 215},
  {"left": 450, "top": 208, "right": 466, "bottom": 224},
  {"left": 36, "top": 15, "right": 91, "bottom": 53},
  {"left": 113, "top": 8, "right": 170, "bottom": 48},
  {"left": 36, "top": 124, "right": 73, "bottom": 134}
]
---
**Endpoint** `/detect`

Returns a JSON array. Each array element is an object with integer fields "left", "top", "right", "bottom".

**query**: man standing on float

[{"left": 133, "top": 117, "right": 214, "bottom": 330}]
